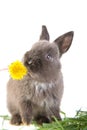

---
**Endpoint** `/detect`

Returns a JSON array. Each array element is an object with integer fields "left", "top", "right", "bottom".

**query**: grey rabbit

[{"left": 7, "top": 25, "right": 74, "bottom": 125}]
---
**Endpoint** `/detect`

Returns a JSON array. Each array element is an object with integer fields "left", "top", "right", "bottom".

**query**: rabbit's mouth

[
  {"left": 27, "top": 71, "right": 35, "bottom": 79},
  {"left": 25, "top": 58, "right": 42, "bottom": 73}
]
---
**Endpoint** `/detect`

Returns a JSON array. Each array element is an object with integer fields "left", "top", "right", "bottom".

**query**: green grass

[
  {"left": 0, "top": 115, "right": 10, "bottom": 130},
  {"left": 1, "top": 110, "right": 87, "bottom": 130},
  {"left": 38, "top": 110, "right": 87, "bottom": 130}
]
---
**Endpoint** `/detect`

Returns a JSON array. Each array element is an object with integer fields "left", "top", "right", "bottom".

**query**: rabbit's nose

[{"left": 28, "top": 59, "right": 33, "bottom": 65}]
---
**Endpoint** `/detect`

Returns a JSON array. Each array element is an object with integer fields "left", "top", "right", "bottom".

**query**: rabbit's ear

[
  {"left": 54, "top": 31, "right": 74, "bottom": 55},
  {"left": 39, "top": 25, "right": 50, "bottom": 41}
]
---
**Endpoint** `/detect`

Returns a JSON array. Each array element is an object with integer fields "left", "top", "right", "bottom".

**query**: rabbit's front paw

[
  {"left": 10, "top": 114, "right": 22, "bottom": 125},
  {"left": 22, "top": 115, "right": 32, "bottom": 125},
  {"left": 35, "top": 115, "right": 51, "bottom": 124}
]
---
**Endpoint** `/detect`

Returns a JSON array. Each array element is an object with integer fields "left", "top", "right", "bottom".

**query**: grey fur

[
  {"left": 7, "top": 25, "right": 74, "bottom": 125},
  {"left": 40, "top": 25, "right": 50, "bottom": 41}
]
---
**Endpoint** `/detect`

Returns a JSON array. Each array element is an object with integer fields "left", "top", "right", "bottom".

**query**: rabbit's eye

[
  {"left": 47, "top": 55, "right": 51, "bottom": 59},
  {"left": 46, "top": 54, "right": 53, "bottom": 62}
]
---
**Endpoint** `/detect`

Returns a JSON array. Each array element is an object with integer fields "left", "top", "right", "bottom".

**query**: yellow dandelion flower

[{"left": 8, "top": 60, "right": 27, "bottom": 80}]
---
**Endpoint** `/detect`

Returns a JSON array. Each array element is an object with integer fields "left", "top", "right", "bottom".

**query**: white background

[{"left": 0, "top": 0, "right": 87, "bottom": 129}]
